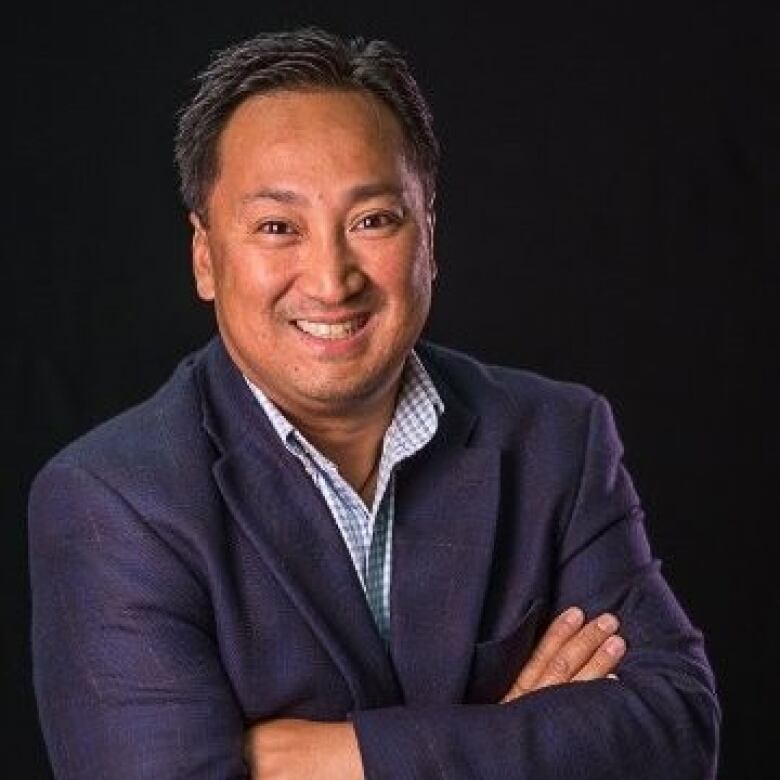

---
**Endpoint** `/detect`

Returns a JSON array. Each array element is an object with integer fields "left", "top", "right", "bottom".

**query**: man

[{"left": 29, "top": 27, "right": 720, "bottom": 778}]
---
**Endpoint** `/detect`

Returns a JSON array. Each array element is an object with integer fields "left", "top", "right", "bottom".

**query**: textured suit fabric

[{"left": 28, "top": 337, "right": 720, "bottom": 778}]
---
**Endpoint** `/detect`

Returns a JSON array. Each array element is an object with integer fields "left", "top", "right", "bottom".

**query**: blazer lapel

[
  {"left": 197, "top": 339, "right": 401, "bottom": 708},
  {"left": 196, "top": 337, "right": 501, "bottom": 708},
  {"left": 389, "top": 366, "right": 502, "bottom": 704}
]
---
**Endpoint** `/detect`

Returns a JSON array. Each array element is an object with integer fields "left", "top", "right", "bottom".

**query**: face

[{"left": 192, "top": 89, "right": 436, "bottom": 422}]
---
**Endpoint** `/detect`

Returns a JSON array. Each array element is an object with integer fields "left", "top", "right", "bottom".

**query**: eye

[
  {"left": 353, "top": 212, "right": 401, "bottom": 231},
  {"left": 256, "top": 220, "right": 297, "bottom": 235}
]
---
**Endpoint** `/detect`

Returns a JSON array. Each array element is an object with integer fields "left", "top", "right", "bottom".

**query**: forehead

[{"left": 216, "top": 88, "right": 412, "bottom": 186}]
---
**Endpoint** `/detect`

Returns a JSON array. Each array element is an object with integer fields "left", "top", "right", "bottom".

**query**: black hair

[{"left": 174, "top": 27, "right": 439, "bottom": 221}]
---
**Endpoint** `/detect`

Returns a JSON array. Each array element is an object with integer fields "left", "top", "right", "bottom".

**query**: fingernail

[
  {"left": 563, "top": 607, "right": 584, "bottom": 626},
  {"left": 597, "top": 613, "right": 619, "bottom": 632},
  {"left": 605, "top": 636, "right": 625, "bottom": 656}
]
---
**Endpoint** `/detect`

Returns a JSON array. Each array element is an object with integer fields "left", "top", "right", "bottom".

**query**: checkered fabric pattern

[{"left": 245, "top": 350, "right": 444, "bottom": 642}]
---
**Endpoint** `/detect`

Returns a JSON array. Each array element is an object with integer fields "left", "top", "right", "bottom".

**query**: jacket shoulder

[
  {"left": 419, "top": 341, "right": 600, "bottom": 431},
  {"left": 32, "top": 345, "right": 211, "bottom": 500}
]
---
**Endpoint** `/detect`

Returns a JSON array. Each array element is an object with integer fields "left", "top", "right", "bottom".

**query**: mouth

[{"left": 292, "top": 313, "right": 371, "bottom": 341}]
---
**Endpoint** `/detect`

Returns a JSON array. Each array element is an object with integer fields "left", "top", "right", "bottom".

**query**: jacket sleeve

[
  {"left": 350, "top": 395, "right": 721, "bottom": 779},
  {"left": 28, "top": 461, "right": 248, "bottom": 779}
]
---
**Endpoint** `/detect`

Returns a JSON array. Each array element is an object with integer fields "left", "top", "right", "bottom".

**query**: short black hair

[{"left": 174, "top": 27, "right": 439, "bottom": 221}]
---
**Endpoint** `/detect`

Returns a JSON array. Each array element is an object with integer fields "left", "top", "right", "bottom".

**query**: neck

[{"left": 289, "top": 387, "right": 398, "bottom": 501}]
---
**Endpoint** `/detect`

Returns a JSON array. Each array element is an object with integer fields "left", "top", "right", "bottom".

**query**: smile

[{"left": 293, "top": 315, "right": 370, "bottom": 340}]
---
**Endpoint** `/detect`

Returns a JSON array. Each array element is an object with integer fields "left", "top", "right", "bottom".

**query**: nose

[{"left": 297, "top": 233, "right": 366, "bottom": 305}]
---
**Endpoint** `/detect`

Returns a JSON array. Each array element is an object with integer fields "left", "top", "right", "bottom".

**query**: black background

[{"left": 5, "top": 1, "right": 776, "bottom": 776}]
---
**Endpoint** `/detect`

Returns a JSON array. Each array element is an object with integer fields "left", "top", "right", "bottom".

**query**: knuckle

[
  {"left": 549, "top": 654, "right": 571, "bottom": 679},
  {"left": 589, "top": 653, "right": 613, "bottom": 674},
  {"left": 546, "top": 622, "right": 571, "bottom": 642}
]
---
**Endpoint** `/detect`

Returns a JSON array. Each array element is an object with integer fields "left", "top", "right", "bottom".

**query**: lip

[
  {"left": 290, "top": 312, "right": 373, "bottom": 357},
  {"left": 292, "top": 311, "right": 371, "bottom": 326}
]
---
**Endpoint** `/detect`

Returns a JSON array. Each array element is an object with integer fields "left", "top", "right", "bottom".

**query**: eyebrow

[
  {"left": 240, "top": 188, "right": 308, "bottom": 206},
  {"left": 239, "top": 182, "right": 406, "bottom": 208},
  {"left": 345, "top": 182, "right": 405, "bottom": 203}
]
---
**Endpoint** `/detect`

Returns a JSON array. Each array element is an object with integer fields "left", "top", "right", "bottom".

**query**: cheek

[
  {"left": 374, "top": 235, "right": 433, "bottom": 299},
  {"left": 216, "top": 250, "right": 290, "bottom": 310}
]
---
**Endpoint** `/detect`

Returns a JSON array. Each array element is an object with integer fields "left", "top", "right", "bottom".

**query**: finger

[
  {"left": 570, "top": 634, "right": 626, "bottom": 682},
  {"left": 507, "top": 607, "right": 585, "bottom": 698},
  {"left": 532, "top": 612, "right": 620, "bottom": 690}
]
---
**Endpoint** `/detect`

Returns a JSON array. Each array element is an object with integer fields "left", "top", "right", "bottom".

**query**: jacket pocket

[{"left": 464, "top": 597, "right": 547, "bottom": 704}]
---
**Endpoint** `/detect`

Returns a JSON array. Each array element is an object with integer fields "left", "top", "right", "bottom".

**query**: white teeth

[{"left": 295, "top": 318, "right": 364, "bottom": 339}]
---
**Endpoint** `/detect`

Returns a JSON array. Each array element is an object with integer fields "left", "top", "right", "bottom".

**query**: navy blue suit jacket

[{"left": 29, "top": 338, "right": 720, "bottom": 778}]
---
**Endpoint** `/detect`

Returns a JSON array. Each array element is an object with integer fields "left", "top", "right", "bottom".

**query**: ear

[
  {"left": 426, "top": 205, "right": 437, "bottom": 281},
  {"left": 190, "top": 212, "right": 216, "bottom": 301}
]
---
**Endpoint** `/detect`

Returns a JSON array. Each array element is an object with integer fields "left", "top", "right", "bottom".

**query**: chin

[
  {"left": 299, "top": 367, "right": 396, "bottom": 408},
  {"left": 302, "top": 381, "right": 381, "bottom": 408}
]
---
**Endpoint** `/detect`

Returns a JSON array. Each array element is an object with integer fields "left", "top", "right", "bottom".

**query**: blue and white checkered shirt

[{"left": 245, "top": 351, "right": 443, "bottom": 642}]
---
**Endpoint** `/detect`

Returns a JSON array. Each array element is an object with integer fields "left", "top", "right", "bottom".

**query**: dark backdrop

[{"left": 5, "top": 2, "right": 776, "bottom": 776}]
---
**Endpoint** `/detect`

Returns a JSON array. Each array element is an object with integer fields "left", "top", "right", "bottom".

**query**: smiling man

[{"left": 29, "top": 28, "right": 720, "bottom": 779}]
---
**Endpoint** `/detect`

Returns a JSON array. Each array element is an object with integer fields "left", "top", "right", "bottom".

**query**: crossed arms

[{"left": 245, "top": 606, "right": 628, "bottom": 777}]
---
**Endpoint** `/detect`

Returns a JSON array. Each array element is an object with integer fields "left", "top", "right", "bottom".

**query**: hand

[
  {"left": 501, "top": 607, "right": 625, "bottom": 703},
  {"left": 243, "top": 718, "right": 363, "bottom": 779}
]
